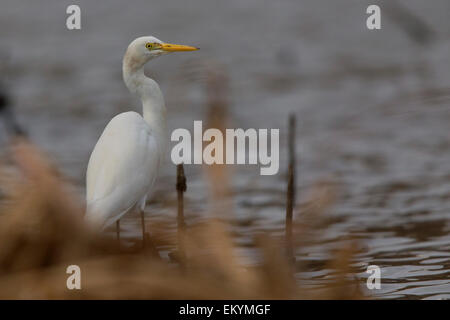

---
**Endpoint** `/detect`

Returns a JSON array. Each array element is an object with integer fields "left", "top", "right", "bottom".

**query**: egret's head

[{"left": 124, "top": 36, "right": 198, "bottom": 71}]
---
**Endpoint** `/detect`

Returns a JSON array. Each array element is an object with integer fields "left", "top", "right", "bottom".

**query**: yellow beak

[{"left": 160, "top": 43, "right": 199, "bottom": 52}]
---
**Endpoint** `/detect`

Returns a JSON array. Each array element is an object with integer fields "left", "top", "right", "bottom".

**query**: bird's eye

[{"left": 146, "top": 43, "right": 159, "bottom": 50}]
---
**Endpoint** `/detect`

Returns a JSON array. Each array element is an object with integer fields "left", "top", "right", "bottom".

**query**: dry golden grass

[{"left": 0, "top": 139, "right": 363, "bottom": 299}]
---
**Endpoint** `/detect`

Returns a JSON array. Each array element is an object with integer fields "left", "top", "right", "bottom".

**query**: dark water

[{"left": 1, "top": 0, "right": 449, "bottom": 299}]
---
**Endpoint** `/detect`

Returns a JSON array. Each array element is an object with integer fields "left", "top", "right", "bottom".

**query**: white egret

[{"left": 85, "top": 36, "right": 198, "bottom": 244}]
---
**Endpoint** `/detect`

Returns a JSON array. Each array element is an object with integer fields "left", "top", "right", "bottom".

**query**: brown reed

[{"left": 0, "top": 140, "right": 363, "bottom": 299}]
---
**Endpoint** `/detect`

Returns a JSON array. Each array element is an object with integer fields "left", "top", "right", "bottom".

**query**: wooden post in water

[
  {"left": 285, "top": 114, "right": 296, "bottom": 262},
  {"left": 176, "top": 164, "right": 187, "bottom": 266}
]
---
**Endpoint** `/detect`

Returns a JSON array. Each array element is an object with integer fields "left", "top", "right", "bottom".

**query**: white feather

[
  {"left": 85, "top": 36, "right": 196, "bottom": 231},
  {"left": 85, "top": 112, "right": 160, "bottom": 229}
]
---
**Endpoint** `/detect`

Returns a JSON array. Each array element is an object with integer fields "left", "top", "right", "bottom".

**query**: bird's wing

[{"left": 85, "top": 111, "right": 160, "bottom": 228}]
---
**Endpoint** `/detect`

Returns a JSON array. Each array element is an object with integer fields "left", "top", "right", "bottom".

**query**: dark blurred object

[
  {"left": 383, "top": 0, "right": 435, "bottom": 45},
  {"left": 0, "top": 86, "right": 26, "bottom": 137}
]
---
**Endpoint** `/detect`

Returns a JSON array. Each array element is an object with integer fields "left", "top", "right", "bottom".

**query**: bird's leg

[
  {"left": 116, "top": 219, "right": 121, "bottom": 246},
  {"left": 140, "top": 209, "right": 146, "bottom": 248}
]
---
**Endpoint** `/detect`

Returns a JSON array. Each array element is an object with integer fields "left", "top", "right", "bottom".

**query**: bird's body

[
  {"left": 85, "top": 36, "right": 197, "bottom": 232},
  {"left": 86, "top": 111, "right": 162, "bottom": 228}
]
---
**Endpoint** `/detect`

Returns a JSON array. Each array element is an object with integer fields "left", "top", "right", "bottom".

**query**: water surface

[{"left": 1, "top": 0, "right": 449, "bottom": 299}]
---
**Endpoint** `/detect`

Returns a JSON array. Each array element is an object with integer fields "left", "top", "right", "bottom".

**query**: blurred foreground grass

[{"left": 0, "top": 139, "right": 364, "bottom": 299}]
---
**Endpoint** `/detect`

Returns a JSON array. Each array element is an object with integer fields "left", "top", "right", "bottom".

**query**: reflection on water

[{"left": 1, "top": 0, "right": 450, "bottom": 299}]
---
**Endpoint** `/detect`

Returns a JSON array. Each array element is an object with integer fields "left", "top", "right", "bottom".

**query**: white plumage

[
  {"left": 85, "top": 36, "right": 198, "bottom": 236},
  {"left": 86, "top": 112, "right": 160, "bottom": 228}
]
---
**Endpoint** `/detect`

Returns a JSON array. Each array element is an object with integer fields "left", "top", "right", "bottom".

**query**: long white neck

[{"left": 122, "top": 53, "right": 167, "bottom": 153}]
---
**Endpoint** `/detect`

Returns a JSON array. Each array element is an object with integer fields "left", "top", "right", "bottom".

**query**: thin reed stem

[
  {"left": 116, "top": 220, "right": 121, "bottom": 247},
  {"left": 176, "top": 164, "right": 187, "bottom": 266},
  {"left": 285, "top": 114, "right": 296, "bottom": 262}
]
